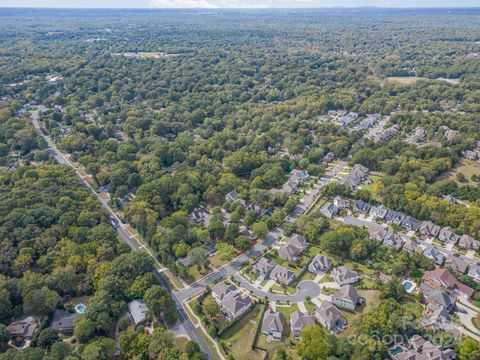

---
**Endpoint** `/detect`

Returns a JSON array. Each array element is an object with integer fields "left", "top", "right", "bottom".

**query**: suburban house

[
  {"left": 382, "top": 231, "right": 404, "bottom": 251},
  {"left": 402, "top": 239, "right": 423, "bottom": 254},
  {"left": 339, "top": 164, "right": 369, "bottom": 189},
  {"left": 458, "top": 234, "right": 480, "bottom": 250},
  {"left": 7, "top": 317, "right": 39, "bottom": 347},
  {"left": 422, "top": 305, "right": 453, "bottom": 334},
  {"left": 401, "top": 216, "right": 421, "bottom": 232},
  {"left": 314, "top": 301, "right": 346, "bottom": 334},
  {"left": 290, "top": 311, "right": 316, "bottom": 339},
  {"left": 369, "top": 205, "right": 389, "bottom": 220},
  {"left": 354, "top": 199, "right": 370, "bottom": 214},
  {"left": 308, "top": 254, "right": 333, "bottom": 274},
  {"left": 50, "top": 309, "right": 79, "bottom": 333},
  {"left": 211, "top": 281, "right": 238, "bottom": 303},
  {"left": 468, "top": 264, "right": 480, "bottom": 282},
  {"left": 385, "top": 209, "right": 405, "bottom": 225},
  {"left": 445, "top": 256, "right": 468, "bottom": 274},
  {"left": 278, "top": 234, "right": 307, "bottom": 263},
  {"left": 423, "top": 246, "right": 446, "bottom": 266},
  {"left": 379, "top": 124, "right": 400, "bottom": 141},
  {"left": 221, "top": 295, "right": 252, "bottom": 321},
  {"left": 281, "top": 169, "right": 310, "bottom": 194},
  {"left": 261, "top": 310, "right": 285, "bottom": 341},
  {"left": 333, "top": 196, "right": 350, "bottom": 209},
  {"left": 225, "top": 189, "right": 238, "bottom": 203},
  {"left": 191, "top": 207, "right": 213, "bottom": 227},
  {"left": 422, "top": 268, "right": 474, "bottom": 298},
  {"left": 420, "top": 283, "right": 455, "bottom": 313},
  {"left": 320, "top": 202, "right": 339, "bottom": 219},
  {"left": 392, "top": 335, "right": 454, "bottom": 360},
  {"left": 332, "top": 285, "right": 364, "bottom": 311},
  {"left": 127, "top": 299, "right": 149, "bottom": 325},
  {"left": 442, "top": 194, "right": 458, "bottom": 204},
  {"left": 323, "top": 152, "right": 335, "bottom": 164},
  {"left": 438, "top": 226, "right": 459, "bottom": 244},
  {"left": 331, "top": 266, "right": 361, "bottom": 286},
  {"left": 419, "top": 221, "right": 441, "bottom": 238},
  {"left": 270, "top": 265, "right": 295, "bottom": 286},
  {"left": 252, "top": 258, "right": 276, "bottom": 277}
]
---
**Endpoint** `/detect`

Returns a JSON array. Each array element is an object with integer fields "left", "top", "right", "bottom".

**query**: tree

[
  {"left": 380, "top": 277, "right": 405, "bottom": 301},
  {"left": 297, "top": 325, "right": 335, "bottom": 360},
  {"left": 203, "top": 298, "right": 220, "bottom": 320},
  {"left": 74, "top": 317, "right": 97, "bottom": 344},
  {"left": 148, "top": 328, "right": 175, "bottom": 359},
  {"left": 23, "top": 287, "right": 60, "bottom": 315},
  {"left": 46, "top": 342, "right": 73, "bottom": 360},
  {"left": 33, "top": 328, "right": 59, "bottom": 348},
  {"left": 252, "top": 221, "right": 269, "bottom": 239},
  {"left": 458, "top": 337, "right": 480, "bottom": 360},
  {"left": 144, "top": 285, "right": 177, "bottom": 324},
  {"left": 0, "top": 324, "right": 8, "bottom": 345}
]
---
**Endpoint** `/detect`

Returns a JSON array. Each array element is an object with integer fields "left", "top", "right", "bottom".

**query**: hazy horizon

[{"left": 2, "top": 0, "right": 480, "bottom": 9}]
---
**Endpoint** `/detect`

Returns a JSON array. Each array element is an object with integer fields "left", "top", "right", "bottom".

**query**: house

[
  {"left": 320, "top": 202, "right": 339, "bottom": 219},
  {"left": 422, "top": 268, "right": 474, "bottom": 298},
  {"left": 50, "top": 310, "right": 79, "bottom": 333},
  {"left": 379, "top": 124, "right": 400, "bottom": 141},
  {"left": 252, "top": 258, "right": 276, "bottom": 277},
  {"left": 385, "top": 210, "right": 405, "bottom": 225},
  {"left": 458, "top": 234, "right": 480, "bottom": 250},
  {"left": 442, "top": 194, "right": 458, "bottom": 204},
  {"left": 290, "top": 311, "right": 316, "bottom": 339},
  {"left": 323, "top": 152, "right": 335, "bottom": 164},
  {"left": 332, "top": 285, "right": 364, "bottom": 311},
  {"left": 354, "top": 199, "right": 370, "bottom": 214},
  {"left": 261, "top": 311, "right": 285, "bottom": 340},
  {"left": 445, "top": 256, "right": 468, "bottom": 274},
  {"left": 420, "top": 283, "right": 455, "bottom": 313},
  {"left": 278, "top": 234, "right": 307, "bottom": 263},
  {"left": 401, "top": 236, "right": 422, "bottom": 252},
  {"left": 382, "top": 231, "right": 404, "bottom": 251},
  {"left": 308, "top": 254, "right": 333, "bottom": 274},
  {"left": 423, "top": 246, "right": 445, "bottom": 265},
  {"left": 339, "top": 164, "right": 369, "bottom": 189},
  {"left": 369, "top": 205, "right": 389, "bottom": 220},
  {"left": 211, "top": 282, "right": 238, "bottom": 303},
  {"left": 468, "top": 264, "right": 480, "bottom": 282},
  {"left": 463, "top": 150, "right": 478, "bottom": 161},
  {"left": 438, "top": 227, "right": 459, "bottom": 244},
  {"left": 191, "top": 207, "right": 213, "bottom": 227},
  {"left": 331, "top": 266, "right": 361, "bottom": 286},
  {"left": 420, "top": 221, "right": 441, "bottom": 238},
  {"left": 221, "top": 295, "right": 252, "bottom": 320},
  {"left": 270, "top": 265, "right": 295, "bottom": 286},
  {"left": 314, "top": 301, "right": 346, "bottom": 334},
  {"left": 128, "top": 300, "right": 149, "bottom": 325},
  {"left": 401, "top": 216, "right": 421, "bottom": 232},
  {"left": 7, "top": 317, "right": 39, "bottom": 344},
  {"left": 333, "top": 196, "right": 350, "bottom": 209},
  {"left": 225, "top": 190, "right": 238, "bottom": 203},
  {"left": 392, "top": 335, "right": 455, "bottom": 360}
]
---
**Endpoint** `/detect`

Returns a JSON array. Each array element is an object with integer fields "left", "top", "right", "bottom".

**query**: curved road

[{"left": 234, "top": 275, "right": 321, "bottom": 302}]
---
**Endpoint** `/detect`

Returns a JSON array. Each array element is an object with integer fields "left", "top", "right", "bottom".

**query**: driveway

[
  {"left": 456, "top": 302, "right": 480, "bottom": 342},
  {"left": 234, "top": 274, "right": 321, "bottom": 302}
]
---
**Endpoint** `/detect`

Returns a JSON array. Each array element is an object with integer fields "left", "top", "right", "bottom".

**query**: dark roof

[{"left": 51, "top": 310, "right": 79, "bottom": 331}]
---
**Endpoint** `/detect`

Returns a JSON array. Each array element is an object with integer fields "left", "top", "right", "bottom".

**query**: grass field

[
  {"left": 386, "top": 76, "right": 428, "bottom": 85},
  {"left": 221, "top": 306, "right": 266, "bottom": 360},
  {"left": 437, "top": 160, "right": 480, "bottom": 185},
  {"left": 276, "top": 302, "right": 299, "bottom": 319},
  {"left": 338, "top": 290, "right": 380, "bottom": 337}
]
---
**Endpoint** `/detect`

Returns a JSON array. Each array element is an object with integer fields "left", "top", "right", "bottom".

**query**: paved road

[
  {"left": 175, "top": 161, "right": 347, "bottom": 303},
  {"left": 234, "top": 275, "right": 321, "bottom": 302},
  {"left": 30, "top": 108, "right": 216, "bottom": 360}
]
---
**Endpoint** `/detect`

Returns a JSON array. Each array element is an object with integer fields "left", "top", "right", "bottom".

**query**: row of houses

[
  {"left": 392, "top": 335, "right": 454, "bottom": 360},
  {"left": 339, "top": 164, "right": 370, "bottom": 190},
  {"left": 211, "top": 281, "right": 253, "bottom": 321},
  {"left": 379, "top": 124, "right": 401, "bottom": 141},
  {"left": 352, "top": 113, "right": 381, "bottom": 131}
]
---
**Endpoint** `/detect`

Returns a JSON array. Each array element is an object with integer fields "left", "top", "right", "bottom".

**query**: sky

[{"left": 2, "top": 0, "right": 480, "bottom": 8}]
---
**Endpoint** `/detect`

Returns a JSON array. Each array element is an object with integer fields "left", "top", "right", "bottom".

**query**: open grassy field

[
  {"left": 386, "top": 76, "right": 428, "bottom": 85},
  {"left": 221, "top": 306, "right": 266, "bottom": 360},
  {"left": 437, "top": 160, "right": 480, "bottom": 185},
  {"left": 338, "top": 290, "right": 381, "bottom": 337}
]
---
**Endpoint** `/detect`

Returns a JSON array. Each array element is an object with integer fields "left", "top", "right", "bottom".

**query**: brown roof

[{"left": 423, "top": 268, "right": 474, "bottom": 298}]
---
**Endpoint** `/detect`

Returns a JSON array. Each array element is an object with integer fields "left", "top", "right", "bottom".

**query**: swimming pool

[
  {"left": 403, "top": 281, "right": 413, "bottom": 291},
  {"left": 75, "top": 303, "right": 87, "bottom": 314},
  {"left": 390, "top": 347, "right": 403, "bottom": 355}
]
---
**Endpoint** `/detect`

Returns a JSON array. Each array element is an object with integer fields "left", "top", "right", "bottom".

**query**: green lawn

[
  {"left": 437, "top": 160, "right": 480, "bottom": 185},
  {"left": 276, "top": 303, "right": 299, "bottom": 319},
  {"left": 338, "top": 290, "right": 381, "bottom": 338},
  {"left": 221, "top": 306, "right": 266, "bottom": 360}
]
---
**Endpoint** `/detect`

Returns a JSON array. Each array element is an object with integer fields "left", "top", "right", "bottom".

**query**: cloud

[{"left": 149, "top": 0, "right": 269, "bottom": 8}]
